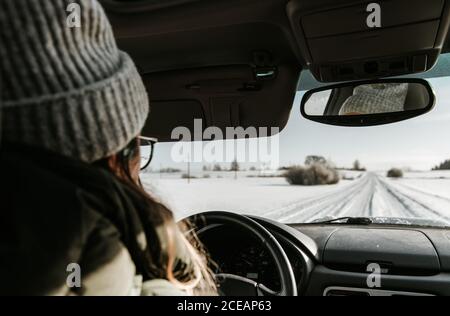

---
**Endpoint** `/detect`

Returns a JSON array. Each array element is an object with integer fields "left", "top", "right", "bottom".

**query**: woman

[
  {"left": 0, "top": 0, "right": 215, "bottom": 295},
  {"left": 339, "top": 83, "right": 409, "bottom": 115}
]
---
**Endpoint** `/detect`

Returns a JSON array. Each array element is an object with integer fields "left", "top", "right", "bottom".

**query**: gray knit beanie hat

[
  {"left": 339, "top": 83, "right": 408, "bottom": 115},
  {"left": 0, "top": 0, "right": 149, "bottom": 162}
]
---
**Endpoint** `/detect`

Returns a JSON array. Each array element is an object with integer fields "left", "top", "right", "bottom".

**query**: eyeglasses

[{"left": 139, "top": 136, "right": 158, "bottom": 171}]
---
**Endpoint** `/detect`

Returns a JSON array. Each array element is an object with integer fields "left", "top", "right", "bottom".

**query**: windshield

[{"left": 141, "top": 68, "right": 450, "bottom": 228}]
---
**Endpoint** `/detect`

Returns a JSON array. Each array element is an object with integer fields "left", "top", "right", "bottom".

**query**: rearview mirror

[{"left": 300, "top": 79, "right": 435, "bottom": 126}]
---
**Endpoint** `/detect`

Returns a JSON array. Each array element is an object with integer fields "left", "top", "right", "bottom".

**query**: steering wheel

[{"left": 188, "top": 211, "right": 297, "bottom": 296}]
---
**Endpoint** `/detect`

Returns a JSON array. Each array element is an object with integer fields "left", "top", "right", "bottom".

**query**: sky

[{"left": 150, "top": 76, "right": 450, "bottom": 172}]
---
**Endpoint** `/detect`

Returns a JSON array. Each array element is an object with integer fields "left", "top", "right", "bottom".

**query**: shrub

[
  {"left": 181, "top": 174, "right": 197, "bottom": 179},
  {"left": 160, "top": 167, "right": 181, "bottom": 173},
  {"left": 387, "top": 168, "right": 403, "bottom": 178},
  {"left": 246, "top": 174, "right": 278, "bottom": 178},
  {"left": 284, "top": 163, "right": 340, "bottom": 186}
]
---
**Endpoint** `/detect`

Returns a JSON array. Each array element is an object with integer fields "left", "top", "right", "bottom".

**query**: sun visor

[{"left": 141, "top": 65, "right": 301, "bottom": 142}]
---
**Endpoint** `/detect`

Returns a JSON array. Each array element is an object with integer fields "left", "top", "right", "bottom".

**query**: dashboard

[{"left": 197, "top": 215, "right": 450, "bottom": 296}]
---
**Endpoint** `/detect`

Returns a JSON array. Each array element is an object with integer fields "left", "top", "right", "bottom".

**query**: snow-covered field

[{"left": 141, "top": 170, "right": 450, "bottom": 226}]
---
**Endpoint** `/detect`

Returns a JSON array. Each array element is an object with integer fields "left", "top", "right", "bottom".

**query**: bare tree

[
  {"left": 230, "top": 159, "right": 240, "bottom": 171},
  {"left": 353, "top": 160, "right": 361, "bottom": 171},
  {"left": 305, "top": 155, "right": 326, "bottom": 166}
]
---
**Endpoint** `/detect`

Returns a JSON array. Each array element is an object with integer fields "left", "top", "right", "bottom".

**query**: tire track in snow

[
  {"left": 263, "top": 174, "right": 371, "bottom": 222},
  {"left": 369, "top": 175, "right": 414, "bottom": 219},
  {"left": 391, "top": 181, "right": 450, "bottom": 204},
  {"left": 379, "top": 178, "right": 450, "bottom": 223},
  {"left": 264, "top": 172, "right": 450, "bottom": 225},
  {"left": 261, "top": 175, "right": 367, "bottom": 218}
]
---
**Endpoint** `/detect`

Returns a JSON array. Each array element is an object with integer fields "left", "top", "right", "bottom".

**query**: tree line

[{"left": 433, "top": 159, "right": 450, "bottom": 170}]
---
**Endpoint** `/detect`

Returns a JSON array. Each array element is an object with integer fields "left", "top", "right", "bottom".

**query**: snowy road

[
  {"left": 142, "top": 171, "right": 450, "bottom": 226},
  {"left": 262, "top": 172, "right": 450, "bottom": 225}
]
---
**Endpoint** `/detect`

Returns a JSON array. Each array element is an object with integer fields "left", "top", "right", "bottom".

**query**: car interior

[{"left": 98, "top": 0, "right": 450, "bottom": 296}]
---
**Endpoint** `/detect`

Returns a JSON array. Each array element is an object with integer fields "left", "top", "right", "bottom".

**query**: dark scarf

[{"left": 0, "top": 143, "right": 162, "bottom": 295}]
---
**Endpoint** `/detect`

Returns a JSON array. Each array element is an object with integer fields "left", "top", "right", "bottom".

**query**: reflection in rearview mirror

[{"left": 301, "top": 79, "right": 435, "bottom": 127}]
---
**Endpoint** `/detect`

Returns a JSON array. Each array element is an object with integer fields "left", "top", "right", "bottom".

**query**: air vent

[
  {"left": 100, "top": 0, "right": 200, "bottom": 13},
  {"left": 326, "top": 289, "right": 369, "bottom": 297},
  {"left": 324, "top": 287, "right": 433, "bottom": 297}
]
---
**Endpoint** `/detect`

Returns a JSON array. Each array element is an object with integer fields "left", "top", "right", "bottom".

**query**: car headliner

[{"left": 100, "top": 0, "right": 450, "bottom": 141}]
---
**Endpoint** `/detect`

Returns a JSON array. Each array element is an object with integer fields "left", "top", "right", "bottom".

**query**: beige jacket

[{"left": 53, "top": 243, "right": 187, "bottom": 296}]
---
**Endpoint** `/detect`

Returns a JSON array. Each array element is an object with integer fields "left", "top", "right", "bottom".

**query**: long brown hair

[{"left": 95, "top": 138, "right": 216, "bottom": 295}]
